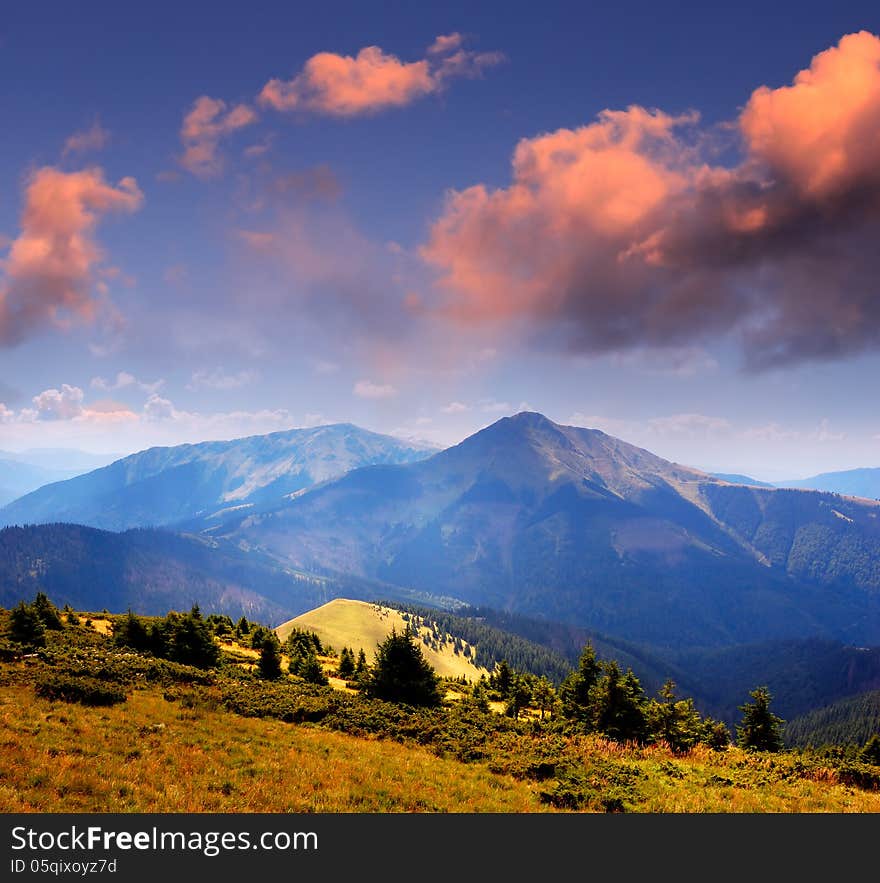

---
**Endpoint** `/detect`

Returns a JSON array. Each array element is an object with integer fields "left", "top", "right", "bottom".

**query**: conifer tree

[
  {"left": 114, "top": 610, "right": 152, "bottom": 652},
  {"left": 299, "top": 653, "right": 328, "bottom": 685},
  {"left": 168, "top": 606, "right": 220, "bottom": 668},
  {"left": 559, "top": 643, "right": 601, "bottom": 724},
  {"left": 337, "top": 647, "right": 356, "bottom": 679},
  {"left": 736, "top": 686, "right": 784, "bottom": 752},
  {"left": 258, "top": 636, "right": 283, "bottom": 680},
  {"left": 9, "top": 601, "right": 46, "bottom": 649},
  {"left": 366, "top": 629, "right": 442, "bottom": 706},
  {"left": 32, "top": 592, "right": 63, "bottom": 630}
]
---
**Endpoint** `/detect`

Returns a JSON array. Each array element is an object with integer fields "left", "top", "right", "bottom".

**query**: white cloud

[
  {"left": 143, "top": 393, "right": 178, "bottom": 421},
  {"left": 811, "top": 418, "right": 846, "bottom": 443},
  {"left": 647, "top": 413, "right": 732, "bottom": 437},
  {"left": 186, "top": 367, "right": 258, "bottom": 391},
  {"left": 91, "top": 371, "right": 165, "bottom": 394},
  {"left": 31, "top": 385, "right": 86, "bottom": 421},
  {"left": 353, "top": 379, "right": 397, "bottom": 399},
  {"left": 441, "top": 401, "right": 470, "bottom": 414}
]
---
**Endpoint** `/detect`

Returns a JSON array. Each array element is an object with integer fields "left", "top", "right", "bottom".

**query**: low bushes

[{"left": 35, "top": 673, "right": 127, "bottom": 707}]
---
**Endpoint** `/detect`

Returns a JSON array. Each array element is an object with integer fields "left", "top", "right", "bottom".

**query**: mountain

[
  {"left": 776, "top": 467, "right": 880, "bottom": 500},
  {"left": 217, "top": 412, "right": 880, "bottom": 648},
  {"left": 784, "top": 690, "right": 880, "bottom": 747},
  {"left": 0, "top": 523, "right": 305, "bottom": 621},
  {"left": 0, "top": 424, "right": 435, "bottom": 531},
  {"left": 711, "top": 472, "right": 774, "bottom": 488},
  {"left": 0, "top": 459, "right": 79, "bottom": 508},
  {"left": 276, "top": 598, "right": 488, "bottom": 680},
  {"left": 672, "top": 638, "right": 880, "bottom": 725},
  {"left": 0, "top": 448, "right": 119, "bottom": 472},
  {"left": 0, "top": 523, "right": 439, "bottom": 623}
]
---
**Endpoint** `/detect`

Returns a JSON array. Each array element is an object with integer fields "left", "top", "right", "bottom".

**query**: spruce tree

[
  {"left": 113, "top": 610, "right": 151, "bottom": 651},
  {"left": 258, "top": 636, "right": 283, "bottom": 680},
  {"left": 366, "top": 630, "right": 442, "bottom": 706},
  {"left": 736, "top": 686, "right": 784, "bottom": 752},
  {"left": 9, "top": 601, "right": 46, "bottom": 649},
  {"left": 592, "top": 661, "right": 649, "bottom": 743},
  {"left": 299, "top": 653, "right": 328, "bottom": 685},
  {"left": 559, "top": 643, "right": 601, "bottom": 724},
  {"left": 337, "top": 647, "right": 356, "bottom": 679},
  {"left": 168, "top": 606, "right": 220, "bottom": 668},
  {"left": 32, "top": 592, "right": 63, "bottom": 630}
]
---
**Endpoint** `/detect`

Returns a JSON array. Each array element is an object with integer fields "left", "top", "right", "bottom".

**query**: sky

[{"left": 1, "top": 0, "right": 879, "bottom": 480}]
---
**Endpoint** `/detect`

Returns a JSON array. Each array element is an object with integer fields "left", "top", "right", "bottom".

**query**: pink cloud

[
  {"left": 421, "top": 32, "right": 880, "bottom": 369},
  {"left": 740, "top": 30, "right": 880, "bottom": 199},
  {"left": 63, "top": 121, "right": 110, "bottom": 157},
  {"left": 427, "top": 33, "right": 464, "bottom": 55},
  {"left": 0, "top": 167, "right": 143, "bottom": 347},
  {"left": 258, "top": 34, "right": 502, "bottom": 116},
  {"left": 179, "top": 95, "right": 258, "bottom": 177}
]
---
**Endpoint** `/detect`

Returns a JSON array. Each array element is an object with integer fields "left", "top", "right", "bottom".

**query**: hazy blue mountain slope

[
  {"left": 775, "top": 467, "right": 880, "bottom": 500},
  {"left": 219, "top": 413, "right": 880, "bottom": 648},
  {"left": 0, "top": 424, "right": 435, "bottom": 531}
]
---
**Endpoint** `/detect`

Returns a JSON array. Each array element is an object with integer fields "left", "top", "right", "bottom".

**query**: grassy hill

[
  {"left": 276, "top": 598, "right": 488, "bottom": 680},
  {"left": 2, "top": 598, "right": 879, "bottom": 813}
]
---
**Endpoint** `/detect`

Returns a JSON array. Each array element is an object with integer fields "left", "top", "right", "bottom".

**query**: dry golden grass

[
  {"left": 564, "top": 737, "right": 880, "bottom": 813},
  {"left": 0, "top": 686, "right": 551, "bottom": 813},
  {"left": 275, "top": 599, "right": 487, "bottom": 681}
]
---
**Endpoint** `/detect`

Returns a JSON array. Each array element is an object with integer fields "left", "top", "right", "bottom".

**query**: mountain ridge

[
  {"left": 216, "top": 412, "right": 880, "bottom": 648},
  {"left": 0, "top": 423, "right": 436, "bottom": 531}
]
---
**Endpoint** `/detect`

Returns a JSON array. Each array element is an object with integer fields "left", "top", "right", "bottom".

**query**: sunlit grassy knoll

[
  {"left": 0, "top": 685, "right": 550, "bottom": 813},
  {"left": 276, "top": 598, "right": 487, "bottom": 681}
]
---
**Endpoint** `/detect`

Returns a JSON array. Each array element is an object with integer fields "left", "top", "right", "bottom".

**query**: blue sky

[{"left": 1, "top": 1, "right": 879, "bottom": 479}]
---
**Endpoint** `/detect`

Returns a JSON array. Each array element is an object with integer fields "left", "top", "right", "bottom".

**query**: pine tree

[
  {"left": 592, "top": 661, "right": 648, "bottom": 743},
  {"left": 861, "top": 734, "right": 880, "bottom": 766},
  {"left": 299, "top": 653, "right": 328, "bottom": 685},
  {"left": 168, "top": 606, "right": 220, "bottom": 668},
  {"left": 534, "top": 676, "right": 555, "bottom": 720},
  {"left": 366, "top": 630, "right": 442, "bottom": 706},
  {"left": 9, "top": 601, "right": 46, "bottom": 649},
  {"left": 491, "top": 660, "right": 514, "bottom": 698},
  {"left": 114, "top": 610, "right": 152, "bottom": 652},
  {"left": 32, "top": 592, "right": 63, "bottom": 630},
  {"left": 736, "top": 686, "right": 784, "bottom": 752},
  {"left": 337, "top": 647, "right": 356, "bottom": 679},
  {"left": 559, "top": 643, "right": 601, "bottom": 724},
  {"left": 258, "top": 636, "right": 283, "bottom": 680}
]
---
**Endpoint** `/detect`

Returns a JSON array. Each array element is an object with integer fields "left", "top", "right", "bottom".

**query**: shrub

[{"left": 35, "top": 673, "right": 127, "bottom": 706}]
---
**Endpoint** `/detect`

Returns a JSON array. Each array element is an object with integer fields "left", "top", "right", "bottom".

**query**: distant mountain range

[
  {"left": 0, "top": 424, "right": 435, "bottom": 531},
  {"left": 0, "top": 449, "right": 117, "bottom": 507},
  {"left": 213, "top": 412, "right": 880, "bottom": 648},
  {"left": 712, "top": 468, "right": 880, "bottom": 500},
  {"left": 776, "top": 467, "right": 880, "bottom": 500},
  {"left": 0, "top": 523, "right": 432, "bottom": 622},
  {"left": 710, "top": 473, "right": 775, "bottom": 488},
  {"left": 3, "top": 411, "right": 880, "bottom": 653}
]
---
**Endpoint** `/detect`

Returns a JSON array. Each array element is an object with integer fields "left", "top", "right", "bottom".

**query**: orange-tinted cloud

[
  {"left": 740, "top": 30, "right": 880, "bottom": 199},
  {"left": 259, "top": 34, "right": 502, "bottom": 116},
  {"left": 422, "top": 32, "right": 880, "bottom": 369},
  {"left": 63, "top": 121, "right": 110, "bottom": 157},
  {"left": 0, "top": 167, "right": 143, "bottom": 347},
  {"left": 179, "top": 95, "right": 258, "bottom": 177}
]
